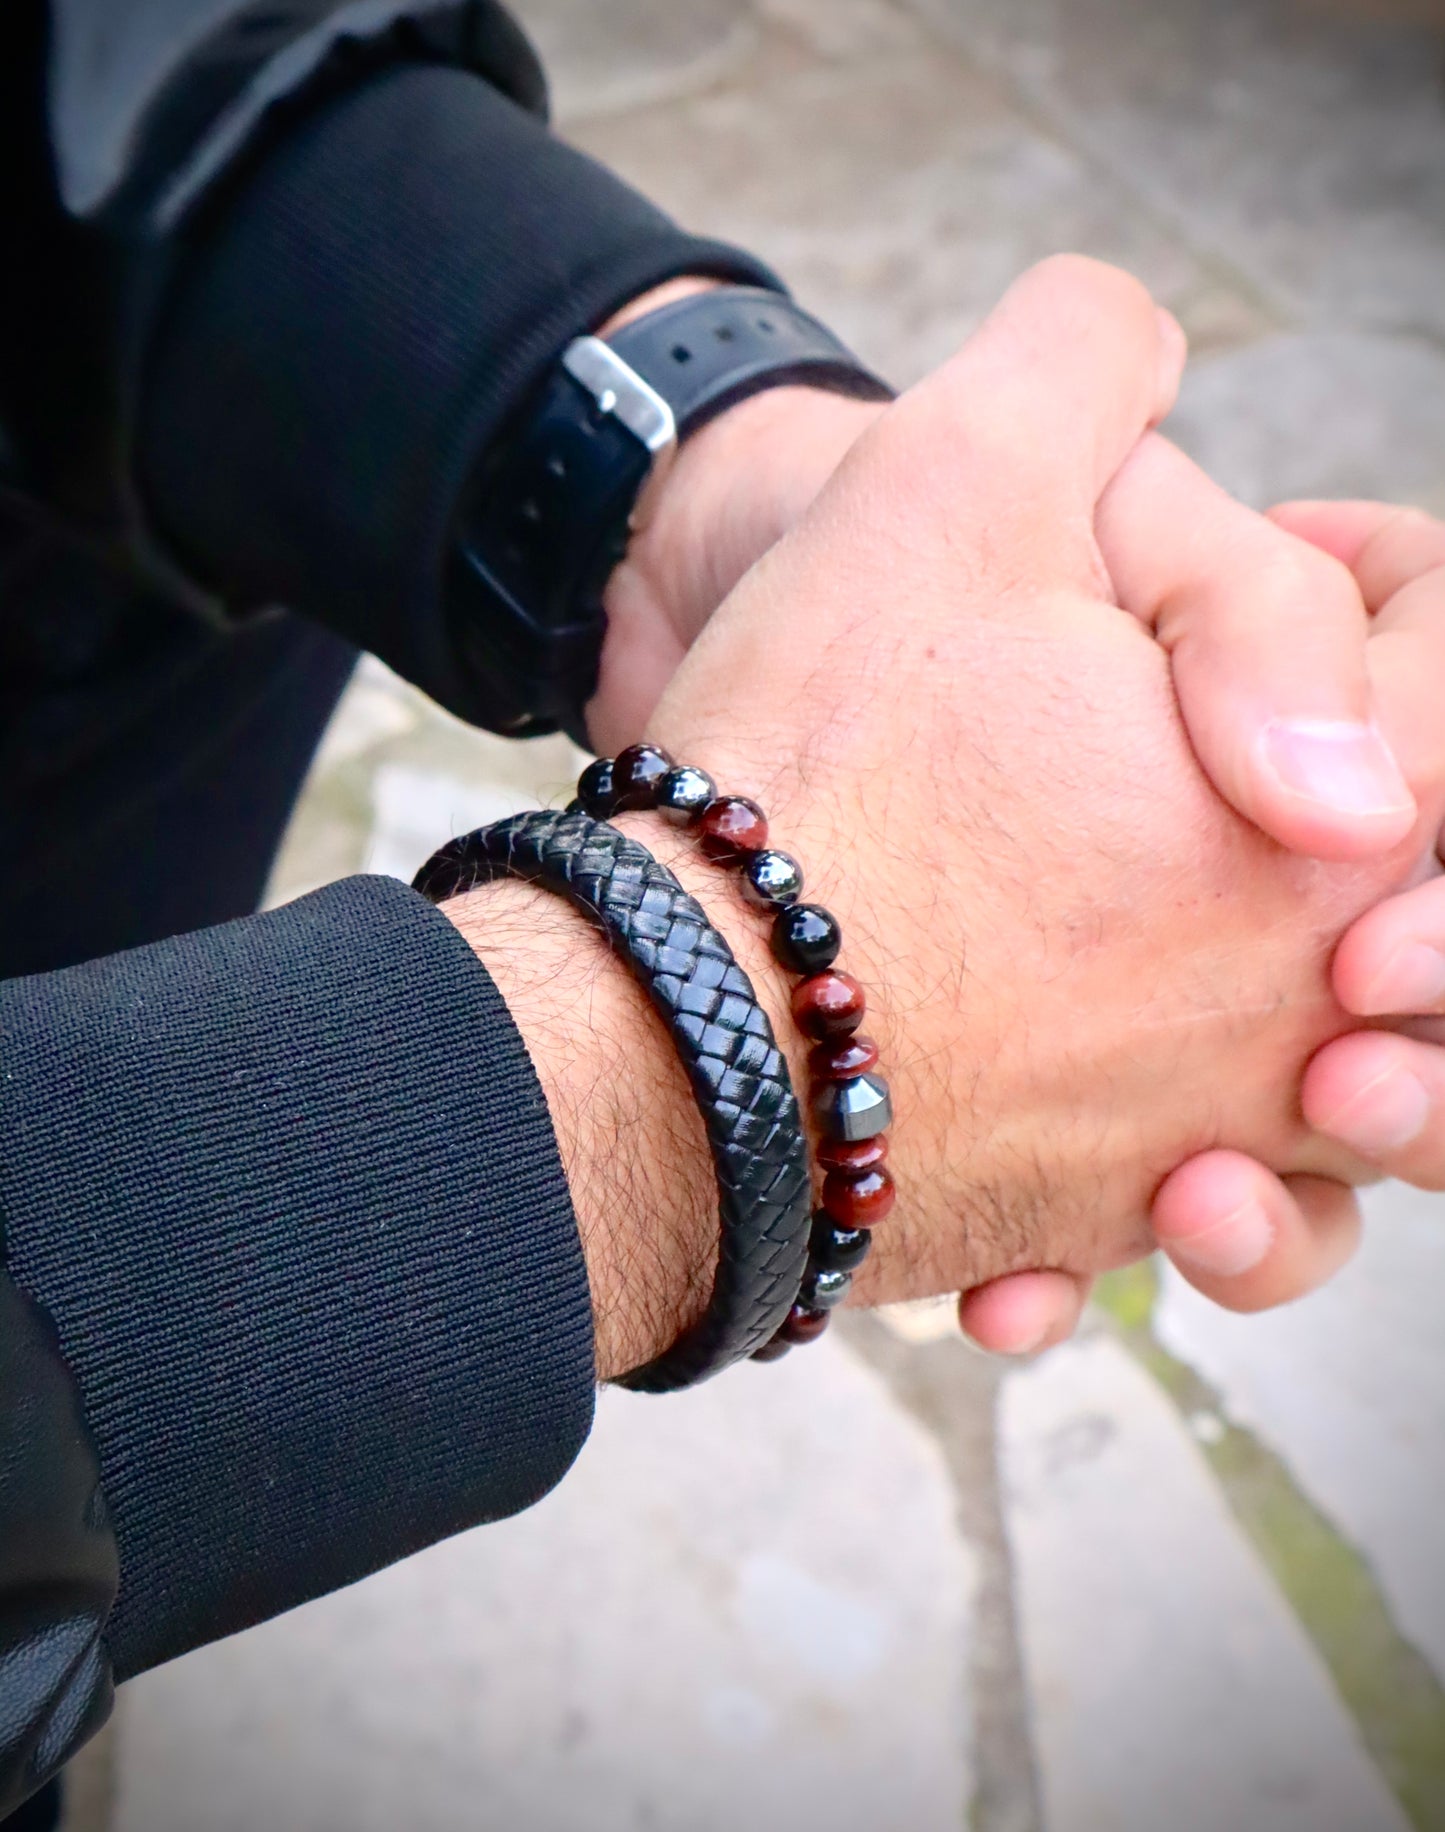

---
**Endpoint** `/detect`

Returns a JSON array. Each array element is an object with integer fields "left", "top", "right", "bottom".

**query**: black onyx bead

[
  {"left": 810, "top": 1215, "right": 874, "bottom": 1275},
  {"left": 576, "top": 756, "right": 620, "bottom": 819},
  {"left": 800, "top": 1265, "right": 852, "bottom": 1311},
  {"left": 657, "top": 764, "right": 717, "bottom": 824},
  {"left": 771, "top": 902, "right": 842, "bottom": 974},
  {"left": 741, "top": 849, "right": 804, "bottom": 910},
  {"left": 612, "top": 743, "right": 673, "bottom": 810}
]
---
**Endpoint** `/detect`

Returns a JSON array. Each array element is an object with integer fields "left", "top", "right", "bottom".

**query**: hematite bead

[
  {"left": 813, "top": 1072, "right": 892, "bottom": 1142},
  {"left": 810, "top": 1216, "right": 873, "bottom": 1274},
  {"left": 742, "top": 849, "right": 804, "bottom": 909},
  {"left": 612, "top": 743, "right": 673, "bottom": 810},
  {"left": 818, "top": 1133, "right": 888, "bottom": 1173},
  {"left": 800, "top": 1266, "right": 852, "bottom": 1310},
  {"left": 577, "top": 756, "right": 620, "bottom": 818},
  {"left": 751, "top": 1337, "right": 792, "bottom": 1363},
  {"left": 656, "top": 764, "right": 716, "bottom": 824},
  {"left": 772, "top": 902, "right": 842, "bottom": 974},
  {"left": 791, "top": 970, "right": 866, "bottom": 1041},
  {"left": 821, "top": 1164, "right": 896, "bottom": 1228},
  {"left": 699, "top": 795, "right": 769, "bottom": 860},
  {"left": 808, "top": 1034, "right": 879, "bottom": 1081},
  {"left": 781, "top": 1302, "right": 831, "bottom": 1345}
]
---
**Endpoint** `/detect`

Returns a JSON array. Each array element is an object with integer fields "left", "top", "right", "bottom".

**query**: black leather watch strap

[
  {"left": 448, "top": 288, "right": 892, "bottom": 744},
  {"left": 607, "top": 286, "right": 892, "bottom": 439},
  {"left": 412, "top": 808, "right": 813, "bottom": 1391}
]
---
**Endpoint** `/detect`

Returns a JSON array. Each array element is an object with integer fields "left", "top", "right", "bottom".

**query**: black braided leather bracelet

[{"left": 413, "top": 808, "right": 812, "bottom": 1393}]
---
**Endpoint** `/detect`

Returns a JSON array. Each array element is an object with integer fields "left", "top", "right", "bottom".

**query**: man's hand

[
  {"left": 638, "top": 257, "right": 1445, "bottom": 1324},
  {"left": 450, "top": 260, "right": 1445, "bottom": 1378},
  {"left": 960, "top": 498, "right": 1445, "bottom": 1350}
]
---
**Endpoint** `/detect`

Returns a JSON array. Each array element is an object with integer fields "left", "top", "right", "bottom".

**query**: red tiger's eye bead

[
  {"left": 808, "top": 1034, "right": 879, "bottom": 1081},
  {"left": 612, "top": 742, "right": 673, "bottom": 809},
  {"left": 821, "top": 1165, "right": 896, "bottom": 1228},
  {"left": 699, "top": 795, "right": 769, "bottom": 860},
  {"left": 781, "top": 1304, "right": 831, "bottom": 1345},
  {"left": 791, "top": 970, "right": 866, "bottom": 1040},
  {"left": 817, "top": 1134, "right": 889, "bottom": 1174},
  {"left": 751, "top": 1336, "right": 792, "bottom": 1362}
]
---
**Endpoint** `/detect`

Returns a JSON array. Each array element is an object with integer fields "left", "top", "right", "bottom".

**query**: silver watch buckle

[{"left": 561, "top": 336, "right": 678, "bottom": 532}]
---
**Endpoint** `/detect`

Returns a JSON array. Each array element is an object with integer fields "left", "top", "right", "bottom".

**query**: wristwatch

[{"left": 447, "top": 286, "right": 893, "bottom": 744}]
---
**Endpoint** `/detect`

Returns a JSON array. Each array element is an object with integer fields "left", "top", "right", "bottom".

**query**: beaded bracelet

[{"left": 571, "top": 743, "right": 895, "bottom": 1362}]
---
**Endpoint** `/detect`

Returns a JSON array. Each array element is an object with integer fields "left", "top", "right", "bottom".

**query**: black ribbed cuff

[
  {"left": 137, "top": 62, "right": 782, "bottom": 724},
  {"left": 0, "top": 877, "right": 594, "bottom": 1678}
]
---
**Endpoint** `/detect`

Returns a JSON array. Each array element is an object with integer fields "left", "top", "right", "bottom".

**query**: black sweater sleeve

[
  {"left": 2, "top": 0, "right": 778, "bottom": 725},
  {"left": 0, "top": 877, "right": 595, "bottom": 1808},
  {"left": 0, "top": 3, "right": 776, "bottom": 1809},
  {"left": 134, "top": 61, "right": 780, "bottom": 725}
]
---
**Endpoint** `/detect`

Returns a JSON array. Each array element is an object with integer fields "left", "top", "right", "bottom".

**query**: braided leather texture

[{"left": 414, "top": 811, "right": 811, "bottom": 1391}]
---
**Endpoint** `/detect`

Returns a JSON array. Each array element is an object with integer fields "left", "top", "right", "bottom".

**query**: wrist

[
  {"left": 438, "top": 830, "right": 805, "bottom": 1383},
  {"left": 622, "top": 385, "right": 886, "bottom": 638}
]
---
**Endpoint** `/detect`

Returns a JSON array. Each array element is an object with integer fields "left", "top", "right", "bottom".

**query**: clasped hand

[{"left": 595, "top": 256, "right": 1445, "bottom": 1354}]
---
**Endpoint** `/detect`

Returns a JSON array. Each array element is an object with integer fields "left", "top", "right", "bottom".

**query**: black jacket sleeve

[{"left": 0, "top": 878, "right": 596, "bottom": 1815}]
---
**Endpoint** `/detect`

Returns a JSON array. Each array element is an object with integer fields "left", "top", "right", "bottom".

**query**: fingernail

[
  {"left": 1260, "top": 720, "right": 1414, "bottom": 820},
  {"left": 1165, "top": 1198, "right": 1274, "bottom": 1277},
  {"left": 1359, "top": 942, "right": 1445, "bottom": 1015},
  {"left": 1321, "top": 1067, "right": 1429, "bottom": 1158}
]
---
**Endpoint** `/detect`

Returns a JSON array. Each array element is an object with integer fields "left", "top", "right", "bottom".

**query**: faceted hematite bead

[
  {"left": 656, "top": 764, "right": 716, "bottom": 824},
  {"left": 699, "top": 795, "right": 769, "bottom": 860},
  {"left": 817, "top": 1133, "right": 888, "bottom": 1174},
  {"left": 821, "top": 1164, "right": 896, "bottom": 1228},
  {"left": 612, "top": 742, "right": 673, "bottom": 810},
  {"left": 800, "top": 1266, "right": 852, "bottom": 1311},
  {"left": 741, "top": 849, "right": 804, "bottom": 909},
  {"left": 810, "top": 1216, "right": 874, "bottom": 1275},
  {"left": 808, "top": 1034, "right": 879, "bottom": 1081},
  {"left": 771, "top": 902, "right": 842, "bottom": 974},
  {"left": 813, "top": 1071, "right": 893, "bottom": 1142},
  {"left": 576, "top": 756, "right": 620, "bottom": 818},
  {"left": 791, "top": 970, "right": 866, "bottom": 1041},
  {"left": 781, "top": 1302, "right": 831, "bottom": 1345}
]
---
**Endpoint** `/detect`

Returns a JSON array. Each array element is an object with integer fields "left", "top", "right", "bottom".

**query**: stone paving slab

[
  {"left": 1157, "top": 1184, "right": 1445, "bottom": 1685},
  {"left": 113, "top": 1337, "right": 976, "bottom": 1832},
  {"left": 511, "top": 0, "right": 756, "bottom": 122},
  {"left": 564, "top": 34, "right": 1253, "bottom": 388},
  {"left": 908, "top": 0, "right": 1445, "bottom": 337},
  {"left": 999, "top": 1333, "right": 1412, "bottom": 1832},
  {"left": 1168, "top": 332, "right": 1445, "bottom": 510}
]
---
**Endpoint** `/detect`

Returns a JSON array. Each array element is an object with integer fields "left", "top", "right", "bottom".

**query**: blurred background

[{"left": 88, "top": 0, "right": 1445, "bottom": 1827}]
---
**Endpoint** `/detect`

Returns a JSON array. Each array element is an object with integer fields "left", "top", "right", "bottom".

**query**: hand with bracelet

[{"left": 430, "top": 257, "right": 1445, "bottom": 1380}]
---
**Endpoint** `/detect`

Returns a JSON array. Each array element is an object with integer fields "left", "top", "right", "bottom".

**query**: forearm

[{"left": 442, "top": 816, "right": 811, "bottom": 1381}]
